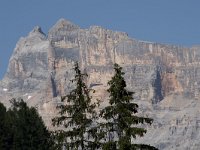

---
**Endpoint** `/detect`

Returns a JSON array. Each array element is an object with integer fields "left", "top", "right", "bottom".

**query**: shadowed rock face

[{"left": 1, "top": 18, "right": 200, "bottom": 149}]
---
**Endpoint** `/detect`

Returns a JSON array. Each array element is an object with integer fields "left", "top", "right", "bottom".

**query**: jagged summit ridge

[
  {"left": 27, "top": 26, "right": 46, "bottom": 40},
  {"left": 48, "top": 18, "right": 80, "bottom": 40},
  {"left": 52, "top": 18, "right": 80, "bottom": 30},
  {"left": 1, "top": 18, "right": 200, "bottom": 149},
  {"left": 29, "top": 26, "right": 45, "bottom": 35}
]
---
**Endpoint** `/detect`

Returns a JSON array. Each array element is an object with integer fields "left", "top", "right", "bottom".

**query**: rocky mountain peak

[
  {"left": 31, "top": 26, "right": 43, "bottom": 33},
  {"left": 10, "top": 26, "right": 48, "bottom": 57},
  {"left": 49, "top": 18, "right": 79, "bottom": 33},
  {"left": 28, "top": 26, "right": 46, "bottom": 39},
  {"left": 48, "top": 19, "right": 80, "bottom": 41},
  {"left": 2, "top": 18, "right": 200, "bottom": 149}
]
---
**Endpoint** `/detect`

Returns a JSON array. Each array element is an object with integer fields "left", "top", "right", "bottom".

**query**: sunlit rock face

[{"left": 1, "top": 18, "right": 200, "bottom": 149}]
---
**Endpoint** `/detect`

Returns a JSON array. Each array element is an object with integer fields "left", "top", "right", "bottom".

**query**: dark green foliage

[
  {"left": 100, "top": 64, "right": 158, "bottom": 150},
  {"left": 0, "top": 102, "right": 7, "bottom": 149},
  {"left": 52, "top": 62, "right": 97, "bottom": 150},
  {"left": 0, "top": 99, "right": 54, "bottom": 150},
  {"left": 52, "top": 63, "right": 157, "bottom": 149}
]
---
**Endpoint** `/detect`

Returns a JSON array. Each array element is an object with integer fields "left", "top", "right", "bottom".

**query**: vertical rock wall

[{"left": 1, "top": 19, "right": 200, "bottom": 149}]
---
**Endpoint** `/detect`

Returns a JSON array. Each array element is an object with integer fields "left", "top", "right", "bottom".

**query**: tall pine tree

[
  {"left": 52, "top": 62, "right": 98, "bottom": 150},
  {"left": 100, "top": 64, "right": 158, "bottom": 150}
]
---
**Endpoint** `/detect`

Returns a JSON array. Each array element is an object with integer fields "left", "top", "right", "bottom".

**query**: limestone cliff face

[{"left": 1, "top": 19, "right": 200, "bottom": 149}]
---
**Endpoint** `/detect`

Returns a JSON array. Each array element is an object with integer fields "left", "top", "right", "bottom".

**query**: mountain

[{"left": 1, "top": 18, "right": 200, "bottom": 149}]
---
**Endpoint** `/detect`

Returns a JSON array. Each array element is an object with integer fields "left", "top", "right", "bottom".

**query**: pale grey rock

[{"left": 1, "top": 18, "right": 200, "bottom": 149}]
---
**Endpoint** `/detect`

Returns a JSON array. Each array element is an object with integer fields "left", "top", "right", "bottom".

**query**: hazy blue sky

[{"left": 1, "top": 0, "right": 200, "bottom": 79}]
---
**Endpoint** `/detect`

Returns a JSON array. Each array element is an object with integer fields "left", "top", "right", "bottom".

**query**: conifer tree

[
  {"left": 100, "top": 64, "right": 158, "bottom": 150},
  {"left": 0, "top": 99, "right": 54, "bottom": 150},
  {"left": 0, "top": 102, "right": 7, "bottom": 149},
  {"left": 11, "top": 99, "right": 55, "bottom": 150},
  {"left": 52, "top": 62, "right": 98, "bottom": 150}
]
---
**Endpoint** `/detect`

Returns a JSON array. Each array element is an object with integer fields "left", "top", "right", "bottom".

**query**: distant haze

[{"left": 1, "top": 0, "right": 200, "bottom": 79}]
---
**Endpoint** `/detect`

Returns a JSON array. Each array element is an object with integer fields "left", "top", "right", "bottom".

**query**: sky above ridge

[{"left": 0, "top": 0, "right": 200, "bottom": 79}]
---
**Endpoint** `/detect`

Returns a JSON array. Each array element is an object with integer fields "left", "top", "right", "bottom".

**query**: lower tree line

[
  {"left": 0, "top": 63, "right": 158, "bottom": 150},
  {"left": 0, "top": 99, "right": 54, "bottom": 150}
]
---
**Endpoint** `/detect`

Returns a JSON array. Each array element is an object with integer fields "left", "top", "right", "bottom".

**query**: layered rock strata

[{"left": 1, "top": 18, "right": 200, "bottom": 149}]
